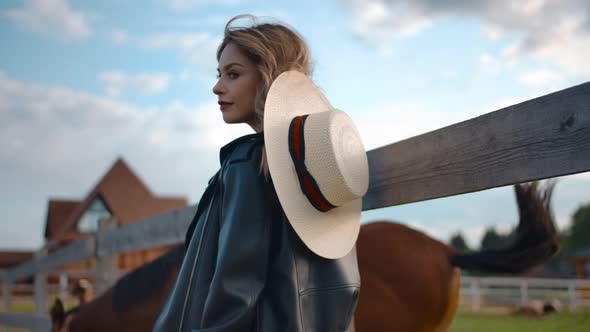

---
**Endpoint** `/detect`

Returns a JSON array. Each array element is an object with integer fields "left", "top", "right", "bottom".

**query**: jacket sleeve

[{"left": 194, "top": 158, "right": 272, "bottom": 331}]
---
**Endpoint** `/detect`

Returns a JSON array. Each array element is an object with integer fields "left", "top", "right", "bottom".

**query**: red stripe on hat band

[
  {"left": 300, "top": 170, "right": 334, "bottom": 212},
  {"left": 288, "top": 115, "right": 337, "bottom": 213},
  {"left": 292, "top": 116, "right": 304, "bottom": 160}
]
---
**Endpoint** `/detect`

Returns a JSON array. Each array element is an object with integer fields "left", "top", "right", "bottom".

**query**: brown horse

[
  {"left": 49, "top": 182, "right": 558, "bottom": 332},
  {"left": 355, "top": 182, "right": 558, "bottom": 332},
  {"left": 50, "top": 245, "right": 184, "bottom": 332}
]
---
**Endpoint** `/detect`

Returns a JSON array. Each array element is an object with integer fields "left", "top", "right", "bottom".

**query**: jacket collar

[{"left": 219, "top": 132, "right": 264, "bottom": 165}]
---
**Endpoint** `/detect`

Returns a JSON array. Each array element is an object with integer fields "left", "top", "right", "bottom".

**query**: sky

[{"left": 1, "top": 0, "right": 589, "bottom": 251}]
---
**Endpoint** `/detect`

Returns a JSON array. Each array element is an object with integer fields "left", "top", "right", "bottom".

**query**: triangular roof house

[{"left": 44, "top": 158, "right": 187, "bottom": 246}]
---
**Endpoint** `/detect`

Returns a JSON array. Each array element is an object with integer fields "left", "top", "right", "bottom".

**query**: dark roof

[
  {"left": 568, "top": 247, "right": 590, "bottom": 260},
  {"left": 45, "top": 200, "right": 80, "bottom": 239},
  {"left": 46, "top": 158, "right": 187, "bottom": 243},
  {"left": 0, "top": 251, "right": 34, "bottom": 269}
]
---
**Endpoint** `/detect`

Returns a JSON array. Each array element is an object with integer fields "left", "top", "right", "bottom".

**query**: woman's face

[{"left": 213, "top": 42, "right": 262, "bottom": 132}]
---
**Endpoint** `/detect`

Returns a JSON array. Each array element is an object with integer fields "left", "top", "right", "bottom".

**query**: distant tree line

[{"left": 449, "top": 202, "right": 590, "bottom": 256}]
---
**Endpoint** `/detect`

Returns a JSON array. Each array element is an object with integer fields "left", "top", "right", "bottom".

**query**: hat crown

[{"left": 303, "top": 110, "right": 369, "bottom": 207}]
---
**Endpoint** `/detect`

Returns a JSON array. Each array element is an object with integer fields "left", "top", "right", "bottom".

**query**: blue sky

[{"left": 1, "top": 0, "right": 589, "bottom": 250}]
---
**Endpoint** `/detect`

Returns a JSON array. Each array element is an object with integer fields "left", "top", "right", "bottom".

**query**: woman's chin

[
  {"left": 221, "top": 111, "right": 257, "bottom": 127},
  {"left": 222, "top": 114, "right": 248, "bottom": 125},
  {"left": 221, "top": 114, "right": 236, "bottom": 124}
]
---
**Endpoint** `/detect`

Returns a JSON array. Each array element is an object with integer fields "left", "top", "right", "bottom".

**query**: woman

[{"left": 154, "top": 14, "right": 369, "bottom": 332}]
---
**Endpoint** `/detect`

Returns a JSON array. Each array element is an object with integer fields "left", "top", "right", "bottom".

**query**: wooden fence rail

[
  {"left": 364, "top": 81, "right": 590, "bottom": 209},
  {"left": 1, "top": 82, "right": 589, "bottom": 331}
]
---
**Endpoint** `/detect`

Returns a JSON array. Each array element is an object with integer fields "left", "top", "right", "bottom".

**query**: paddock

[{"left": 1, "top": 81, "right": 589, "bottom": 331}]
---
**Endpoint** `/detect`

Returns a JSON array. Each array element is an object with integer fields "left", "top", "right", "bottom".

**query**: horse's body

[
  {"left": 50, "top": 183, "right": 558, "bottom": 332},
  {"left": 355, "top": 222, "right": 461, "bottom": 332}
]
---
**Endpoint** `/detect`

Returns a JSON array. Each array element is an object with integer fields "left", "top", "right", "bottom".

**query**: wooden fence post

[
  {"left": 471, "top": 279, "right": 481, "bottom": 312},
  {"left": 1, "top": 279, "right": 10, "bottom": 332},
  {"left": 58, "top": 273, "right": 69, "bottom": 302},
  {"left": 568, "top": 280, "right": 578, "bottom": 312},
  {"left": 33, "top": 249, "right": 47, "bottom": 316},
  {"left": 520, "top": 279, "right": 529, "bottom": 305},
  {"left": 95, "top": 218, "right": 118, "bottom": 297}
]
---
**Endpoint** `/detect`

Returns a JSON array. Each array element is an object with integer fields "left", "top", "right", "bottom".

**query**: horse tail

[{"left": 450, "top": 181, "right": 559, "bottom": 274}]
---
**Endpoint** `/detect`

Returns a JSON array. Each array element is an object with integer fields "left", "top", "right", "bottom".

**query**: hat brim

[{"left": 264, "top": 71, "right": 361, "bottom": 259}]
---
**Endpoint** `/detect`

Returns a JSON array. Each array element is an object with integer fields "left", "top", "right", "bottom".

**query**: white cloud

[
  {"left": 165, "top": 0, "right": 242, "bottom": 10},
  {"left": 441, "top": 70, "right": 458, "bottom": 80},
  {"left": 141, "top": 32, "right": 214, "bottom": 50},
  {"left": 500, "top": 41, "right": 521, "bottom": 65},
  {"left": 519, "top": 70, "right": 562, "bottom": 87},
  {"left": 479, "top": 52, "right": 502, "bottom": 74},
  {"left": 98, "top": 71, "right": 171, "bottom": 97},
  {"left": 530, "top": 28, "right": 590, "bottom": 75},
  {"left": 484, "top": 25, "right": 504, "bottom": 41},
  {"left": 102, "top": 30, "right": 219, "bottom": 82},
  {"left": 339, "top": 0, "right": 590, "bottom": 76},
  {"left": 109, "top": 28, "right": 129, "bottom": 45},
  {"left": 140, "top": 32, "right": 221, "bottom": 82},
  {"left": 347, "top": 0, "right": 432, "bottom": 53},
  {"left": 3, "top": 0, "right": 90, "bottom": 41},
  {"left": 352, "top": 101, "right": 480, "bottom": 150},
  {"left": 0, "top": 73, "right": 252, "bottom": 248}
]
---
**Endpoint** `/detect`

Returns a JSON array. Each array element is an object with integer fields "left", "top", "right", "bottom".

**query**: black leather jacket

[{"left": 153, "top": 133, "right": 360, "bottom": 332}]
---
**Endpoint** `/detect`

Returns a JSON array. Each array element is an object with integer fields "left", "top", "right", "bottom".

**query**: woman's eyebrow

[{"left": 217, "top": 62, "right": 244, "bottom": 72}]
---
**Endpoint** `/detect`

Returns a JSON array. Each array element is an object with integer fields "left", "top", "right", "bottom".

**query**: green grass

[
  {"left": 7, "top": 301, "right": 34, "bottom": 313},
  {"left": 450, "top": 312, "right": 590, "bottom": 332},
  {"left": 3, "top": 301, "right": 590, "bottom": 332},
  {"left": 3, "top": 299, "right": 79, "bottom": 313}
]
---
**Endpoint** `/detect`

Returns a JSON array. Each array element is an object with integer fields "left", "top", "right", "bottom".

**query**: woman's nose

[{"left": 212, "top": 80, "right": 224, "bottom": 95}]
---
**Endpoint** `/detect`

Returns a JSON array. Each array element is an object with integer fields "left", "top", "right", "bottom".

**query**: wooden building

[
  {"left": 569, "top": 247, "right": 590, "bottom": 279},
  {"left": 43, "top": 158, "right": 187, "bottom": 278}
]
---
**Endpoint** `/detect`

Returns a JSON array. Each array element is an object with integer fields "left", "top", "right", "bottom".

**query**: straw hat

[{"left": 264, "top": 70, "right": 369, "bottom": 259}]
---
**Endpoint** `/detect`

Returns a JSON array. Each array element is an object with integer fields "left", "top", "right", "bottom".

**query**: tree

[
  {"left": 450, "top": 232, "right": 471, "bottom": 252},
  {"left": 480, "top": 227, "right": 513, "bottom": 250},
  {"left": 565, "top": 203, "right": 590, "bottom": 253}
]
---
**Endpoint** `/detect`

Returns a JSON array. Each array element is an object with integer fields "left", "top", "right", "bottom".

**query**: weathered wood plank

[
  {"left": 0, "top": 313, "right": 51, "bottom": 332},
  {"left": 33, "top": 250, "right": 47, "bottom": 315},
  {"left": 3, "top": 205, "right": 197, "bottom": 281},
  {"left": 363, "top": 81, "right": 590, "bottom": 210},
  {"left": 4, "top": 238, "right": 95, "bottom": 282},
  {"left": 96, "top": 204, "right": 198, "bottom": 257},
  {"left": 95, "top": 218, "right": 118, "bottom": 297}
]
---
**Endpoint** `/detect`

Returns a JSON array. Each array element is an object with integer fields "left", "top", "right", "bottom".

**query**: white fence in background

[{"left": 460, "top": 276, "right": 590, "bottom": 312}]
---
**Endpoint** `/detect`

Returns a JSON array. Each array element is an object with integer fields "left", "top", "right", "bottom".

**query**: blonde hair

[{"left": 217, "top": 14, "right": 313, "bottom": 176}]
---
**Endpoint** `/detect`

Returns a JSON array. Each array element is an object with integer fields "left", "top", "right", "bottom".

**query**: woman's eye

[{"left": 228, "top": 72, "right": 239, "bottom": 79}]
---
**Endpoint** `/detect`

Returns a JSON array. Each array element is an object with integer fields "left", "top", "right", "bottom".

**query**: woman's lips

[{"left": 219, "top": 102, "right": 232, "bottom": 111}]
